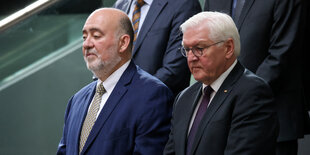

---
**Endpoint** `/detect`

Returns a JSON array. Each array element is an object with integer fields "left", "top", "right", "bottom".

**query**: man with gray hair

[{"left": 164, "top": 11, "right": 278, "bottom": 155}]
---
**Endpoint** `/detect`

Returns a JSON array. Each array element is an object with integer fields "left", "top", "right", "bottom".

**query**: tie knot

[
  {"left": 204, "top": 86, "right": 213, "bottom": 97},
  {"left": 136, "top": 0, "right": 145, "bottom": 6},
  {"left": 96, "top": 82, "right": 106, "bottom": 95}
]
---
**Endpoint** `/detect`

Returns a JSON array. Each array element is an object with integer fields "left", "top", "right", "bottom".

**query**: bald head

[
  {"left": 82, "top": 8, "right": 134, "bottom": 81},
  {"left": 90, "top": 8, "right": 126, "bottom": 17},
  {"left": 88, "top": 8, "right": 134, "bottom": 49}
]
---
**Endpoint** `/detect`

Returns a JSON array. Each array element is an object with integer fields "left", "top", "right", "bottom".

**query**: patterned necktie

[
  {"left": 79, "top": 82, "right": 106, "bottom": 153},
  {"left": 187, "top": 86, "right": 213, "bottom": 155},
  {"left": 132, "top": 0, "right": 145, "bottom": 45}
]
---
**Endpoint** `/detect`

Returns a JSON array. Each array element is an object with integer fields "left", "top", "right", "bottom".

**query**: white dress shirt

[{"left": 88, "top": 60, "right": 131, "bottom": 118}]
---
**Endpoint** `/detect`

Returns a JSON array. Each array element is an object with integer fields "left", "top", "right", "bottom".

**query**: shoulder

[
  {"left": 243, "top": 69, "right": 270, "bottom": 87},
  {"left": 173, "top": 82, "right": 201, "bottom": 106},
  {"left": 65, "top": 81, "right": 96, "bottom": 112},
  {"left": 129, "top": 66, "right": 174, "bottom": 116},
  {"left": 124, "top": 65, "right": 174, "bottom": 100},
  {"left": 76, "top": 81, "right": 96, "bottom": 94},
  {"left": 177, "top": 82, "right": 201, "bottom": 98},
  {"left": 135, "top": 65, "right": 171, "bottom": 90},
  {"left": 70, "top": 81, "right": 96, "bottom": 100},
  {"left": 232, "top": 62, "right": 270, "bottom": 89},
  {"left": 236, "top": 69, "right": 273, "bottom": 96}
]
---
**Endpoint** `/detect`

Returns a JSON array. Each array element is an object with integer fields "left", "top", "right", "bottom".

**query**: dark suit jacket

[
  {"left": 164, "top": 62, "right": 278, "bottom": 155},
  {"left": 113, "top": 0, "right": 201, "bottom": 95},
  {"left": 57, "top": 61, "right": 174, "bottom": 155},
  {"left": 204, "top": 0, "right": 310, "bottom": 141},
  {"left": 302, "top": 0, "right": 310, "bottom": 127}
]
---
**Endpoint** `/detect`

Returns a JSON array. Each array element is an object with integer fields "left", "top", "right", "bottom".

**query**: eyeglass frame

[{"left": 180, "top": 41, "right": 225, "bottom": 57}]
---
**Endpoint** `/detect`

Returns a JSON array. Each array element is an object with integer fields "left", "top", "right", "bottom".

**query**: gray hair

[
  {"left": 118, "top": 15, "right": 134, "bottom": 49},
  {"left": 180, "top": 11, "right": 240, "bottom": 56}
]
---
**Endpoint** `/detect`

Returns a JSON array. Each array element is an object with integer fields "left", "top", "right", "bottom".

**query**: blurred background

[
  {"left": 0, "top": 0, "right": 308, "bottom": 154},
  {"left": 0, "top": 0, "right": 114, "bottom": 154}
]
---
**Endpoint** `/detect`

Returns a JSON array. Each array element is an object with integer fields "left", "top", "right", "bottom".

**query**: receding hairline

[
  {"left": 93, "top": 8, "right": 125, "bottom": 14},
  {"left": 84, "top": 8, "right": 134, "bottom": 49},
  {"left": 89, "top": 8, "right": 127, "bottom": 20},
  {"left": 85, "top": 8, "right": 127, "bottom": 32}
]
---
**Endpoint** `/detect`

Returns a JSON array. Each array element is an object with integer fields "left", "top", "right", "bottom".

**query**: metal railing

[{"left": 0, "top": 0, "right": 59, "bottom": 32}]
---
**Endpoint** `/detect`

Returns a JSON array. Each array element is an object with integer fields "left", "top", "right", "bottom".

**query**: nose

[{"left": 83, "top": 37, "right": 94, "bottom": 49}]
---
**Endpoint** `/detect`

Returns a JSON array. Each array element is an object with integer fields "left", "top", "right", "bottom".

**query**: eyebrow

[
  {"left": 82, "top": 27, "right": 103, "bottom": 34},
  {"left": 182, "top": 41, "right": 210, "bottom": 48}
]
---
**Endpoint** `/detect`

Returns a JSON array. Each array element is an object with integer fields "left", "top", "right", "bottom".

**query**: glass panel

[
  {"left": 0, "top": 0, "right": 37, "bottom": 20},
  {"left": 0, "top": 0, "right": 117, "bottom": 84}
]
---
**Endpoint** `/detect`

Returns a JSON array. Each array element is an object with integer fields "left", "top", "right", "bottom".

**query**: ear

[
  {"left": 119, "top": 34, "right": 130, "bottom": 53},
  {"left": 224, "top": 38, "right": 235, "bottom": 59}
]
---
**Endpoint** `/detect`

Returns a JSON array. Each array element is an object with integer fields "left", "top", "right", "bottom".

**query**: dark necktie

[
  {"left": 187, "top": 86, "right": 213, "bottom": 155},
  {"left": 132, "top": 0, "right": 145, "bottom": 45}
]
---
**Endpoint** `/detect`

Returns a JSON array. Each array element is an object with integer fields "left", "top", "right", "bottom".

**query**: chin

[
  {"left": 192, "top": 74, "right": 202, "bottom": 82},
  {"left": 88, "top": 64, "right": 101, "bottom": 72}
]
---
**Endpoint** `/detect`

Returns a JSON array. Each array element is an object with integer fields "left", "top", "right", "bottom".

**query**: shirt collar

[
  {"left": 203, "top": 60, "right": 237, "bottom": 93},
  {"left": 97, "top": 60, "right": 131, "bottom": 94},
  {"left": 135, "top": 0, "right": 152, "bottom": 5}
]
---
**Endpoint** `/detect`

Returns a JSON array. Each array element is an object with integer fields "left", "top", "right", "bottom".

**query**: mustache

[{"left": 85, "top": 49, "right": 98, "bottom": 55}]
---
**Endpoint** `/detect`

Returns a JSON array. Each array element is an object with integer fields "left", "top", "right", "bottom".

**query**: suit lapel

[
  {"left": 190, "top": 62, "right": 245, "bottom": 155},
  {"left": 206, "top": 0, "right": 255, "bottom": 31},
  {"left": 132, "top": 0, "right": 168, "bottom": 56},
  {"left": 75, "top": 82, "right": 97, "bottom": 153},
  {"left": 115, "top": 0, "right": 133, "bottom": 13},
  {"left": 81, "top": 62, "right": 136, "bottom": 154},
  {"left": 236, "top": 0, "right": 255, "bottom": 29},
  {"left": 177, "top": 83, "right": 203, "bottom": 155}
]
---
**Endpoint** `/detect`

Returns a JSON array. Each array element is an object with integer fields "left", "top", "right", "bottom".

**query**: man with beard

[{"left": 57, "top": 8, "right": 173, "bottom": 155}]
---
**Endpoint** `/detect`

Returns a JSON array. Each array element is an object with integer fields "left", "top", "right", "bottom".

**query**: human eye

[
  {"left": 195, "top": 47, "right": 204, "bottom": 52},
  {"left": 93, "top": 32, "right": 102, "bottom": 39},
  {"left": 192, "top": 47, "right": 204, "bottom": 56},
  {"left": 184, "top": 47, "right": 191, "bottom": 52},
  {"left": 93, "top": 35, "right": 100, "bottom": 39},
  {"left": 82, "top": 34, "right": 87, "bottom": 41},
  {"left": 192, "top": 47, "right": 204, "bottom": 53}
]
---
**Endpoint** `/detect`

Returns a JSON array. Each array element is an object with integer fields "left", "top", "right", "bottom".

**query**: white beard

[{"left": 84, "top": 47, "right": 121, "bottom": 79}]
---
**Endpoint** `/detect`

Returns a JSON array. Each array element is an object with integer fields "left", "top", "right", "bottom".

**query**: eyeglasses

[{"left": 180, "top": 41, "right": 224, "bottom": 57}]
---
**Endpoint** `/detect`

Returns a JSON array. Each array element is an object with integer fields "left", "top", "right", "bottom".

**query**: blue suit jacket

[
  {"left": 114, "top": 0, "right": 201, "bottom": 95},
  {"left": 57, "top": 61, "right": 174, "bottom": 155}
]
